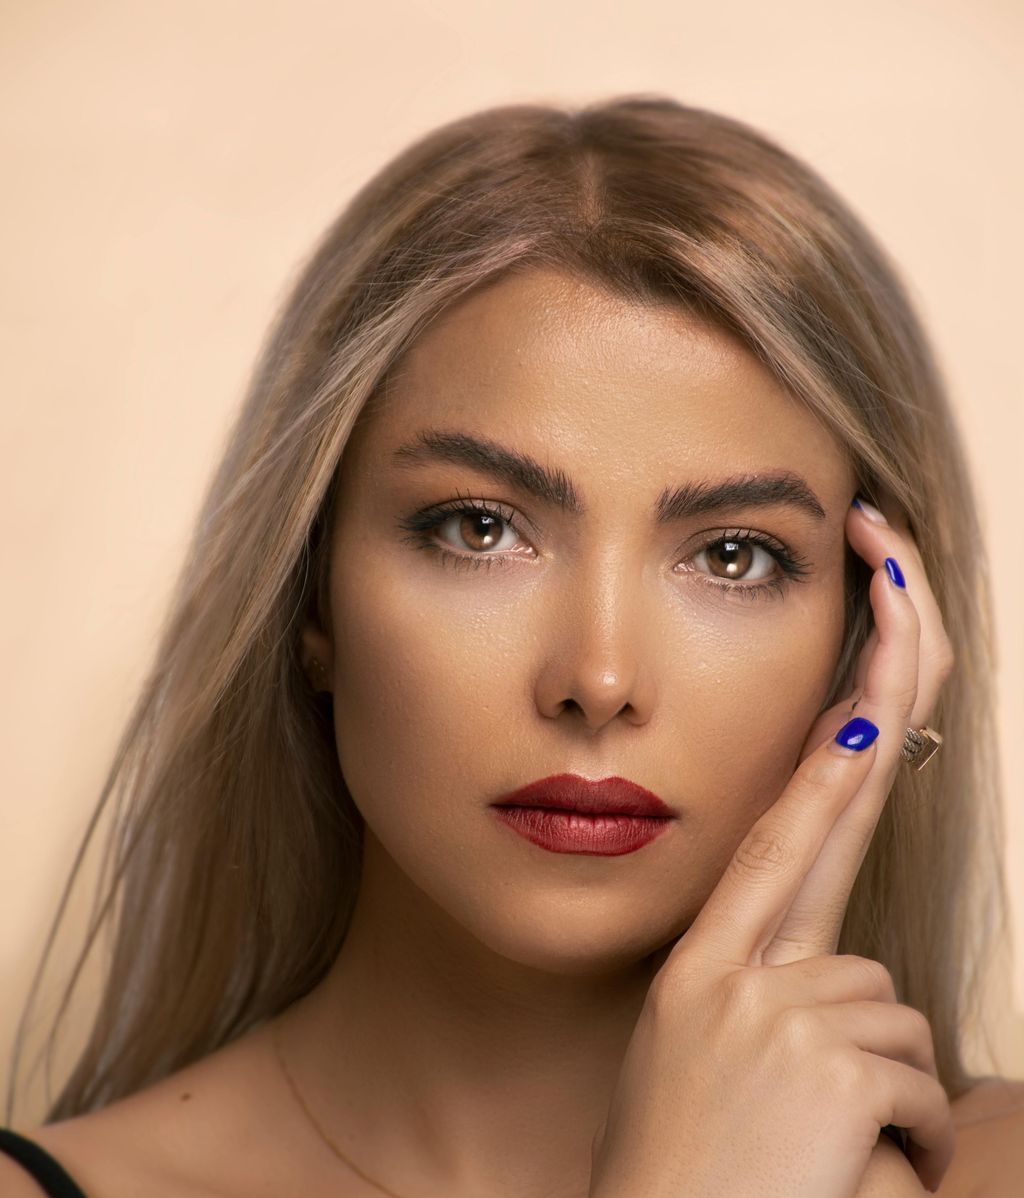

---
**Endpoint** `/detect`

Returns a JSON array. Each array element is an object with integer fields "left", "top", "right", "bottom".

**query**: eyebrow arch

[{"left": 390, "top": 429, "right": 827, "bottom": 523}]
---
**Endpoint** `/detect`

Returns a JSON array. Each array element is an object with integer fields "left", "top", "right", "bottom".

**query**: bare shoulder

[
  {"left": 10, "top": 1021, "right": 300, "bottom": 1198},
  {"left": 936, "top": 1075, "right": 1024, "bottom": 1197}
]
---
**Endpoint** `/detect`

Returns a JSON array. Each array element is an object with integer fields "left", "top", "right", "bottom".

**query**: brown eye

[
  {"left": 456, "top": 512, "right": 504, "bottom": 551},
  {"left": 436, "top": 510, "right": 519, "bottom": 554},
  {"left": 696, "top": 538, "right": 777, "bottom": 582},
  {"left": 396, "top": 497, "right": 537, "bottom": 571}
]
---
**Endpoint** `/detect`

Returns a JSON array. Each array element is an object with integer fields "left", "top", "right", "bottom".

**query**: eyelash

[{"left": 395, "top": 492, "right": 813, "bottom": 600}]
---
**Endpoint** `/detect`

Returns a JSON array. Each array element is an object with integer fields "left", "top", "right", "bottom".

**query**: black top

[
  {"left": 0, "top": 1120, "right": 908, "bottom": 1195},
  {"left": 0, "top": 1130, "right": 88, "bottom": 1197}
]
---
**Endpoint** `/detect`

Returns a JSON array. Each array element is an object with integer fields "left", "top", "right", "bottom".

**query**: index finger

[
  {"left": 755, "top": 554, "right": 922, "bottom": 965},
  {"left": 676, "top": 713, "right": 879, "bottom": 969}
]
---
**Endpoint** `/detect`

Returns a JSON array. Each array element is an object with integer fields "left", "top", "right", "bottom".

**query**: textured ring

[{"left": 901, "top": 726, "right": 943, "bottom": 770}]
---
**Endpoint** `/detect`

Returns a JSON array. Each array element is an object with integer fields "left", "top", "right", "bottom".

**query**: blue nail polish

[
  {"left": 851, "top": 497, "right": 863, "bottom": 510},
  {"left": 884, "top": 557, "right": 906, "bottom": 589},
  {"left": 835, "top": 716, "right": 879, "bottom": 751}
]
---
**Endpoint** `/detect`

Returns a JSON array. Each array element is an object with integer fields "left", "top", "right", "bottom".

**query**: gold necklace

[{"left": 271, "top": 1018, "right": 411, "bottom": 1198}]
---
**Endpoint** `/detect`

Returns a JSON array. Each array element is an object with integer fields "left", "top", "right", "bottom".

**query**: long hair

[{"left": 6, "top": 94, "right": 1008, "bottom": 1122}]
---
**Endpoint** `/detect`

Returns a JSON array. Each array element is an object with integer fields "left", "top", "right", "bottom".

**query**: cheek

[
  {"left": 324, "top": 546, "right": 849, "bottom": 969},
  {"left": 674, "top": 586, "right": 847, "bottom": 826},
  {"left": 329, "top": 547, "right": 846, "bottom": 817},
  {"left": 326, "top": 556, "right": 527, "bottom": 833}
]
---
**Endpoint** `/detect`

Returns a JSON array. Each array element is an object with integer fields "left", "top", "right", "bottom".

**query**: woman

[{"left": 2, "top": 95, "right": 1020, "bottom": 1197}]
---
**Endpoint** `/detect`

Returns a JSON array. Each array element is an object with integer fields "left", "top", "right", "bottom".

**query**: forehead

[{"left": 348, "top": 266, "right": 850, "bottom": 494}]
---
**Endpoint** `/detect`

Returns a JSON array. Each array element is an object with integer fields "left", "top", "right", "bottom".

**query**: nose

[{"left": 532, "top": 549, "right": 657, "bottom": 732}]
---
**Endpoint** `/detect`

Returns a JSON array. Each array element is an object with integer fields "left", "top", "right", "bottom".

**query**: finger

[
  {"left": 799, "top": 499, "right": 936, "bottom": 765},
  {"left": 758, "top": 559, "right": 919, "bottom": 964},
  {"left": 812, "top": 1001, "right": 939, "bottom": 1080},
  {"left": 795, "top": 631, "right": 872, "bottom": 766},
  {"left": 846, "top": 557, "right": 921, "bottom": 773},
  {"left": 848, "top": 497, "right": 953, "bottom": 726},
  {"left": 865, "top": 1055, "right": 956, "bottom": 1192},
  {"left": 759, "top": 952, "right": 899, "bottom": 1006},
  {"left": 851, "top": 626, "right": 878, "bottom": 700},
  {"left": 678, "top": 717, "right": 879, "bottom": 969}
]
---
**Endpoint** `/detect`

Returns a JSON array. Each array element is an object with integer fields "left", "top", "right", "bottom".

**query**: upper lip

[{"left": 492, "top": 774, "right": 677, "bottom": 818}]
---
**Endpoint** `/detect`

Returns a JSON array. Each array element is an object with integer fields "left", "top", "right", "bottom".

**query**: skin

[
  {"left": 289, "top": 264, "right": 859, "bottom": 1196},
  {"left": 10, "top": 264, "right": 984, "bottom": 1198}
]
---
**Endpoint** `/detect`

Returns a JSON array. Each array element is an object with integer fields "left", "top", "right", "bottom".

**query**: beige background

[{"left": 2, "top": 0, "right": 1021, "bottom": 1122}]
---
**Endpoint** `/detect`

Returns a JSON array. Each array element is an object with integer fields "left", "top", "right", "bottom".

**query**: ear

[{"left": 299, "top": 617, "right": 334, "bottom": 692}]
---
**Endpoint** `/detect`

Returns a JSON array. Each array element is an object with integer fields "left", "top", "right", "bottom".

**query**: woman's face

[{"left": 305, "top": 266, "right": 856, "bottom": 976}]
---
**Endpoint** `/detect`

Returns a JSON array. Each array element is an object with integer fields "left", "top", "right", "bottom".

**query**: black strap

[{"left": 0, "top": 1128, "right": 88, "bottom": 1197}]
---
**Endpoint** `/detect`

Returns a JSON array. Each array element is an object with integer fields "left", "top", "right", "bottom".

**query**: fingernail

[
  {"left": 832, "top": 716, "right": 879, "bottom": 754},
  {"left": 851, "top": 496, "right": 888, "bottom": 525},
  {"left": 884, "top": 557, "right": 906, "bottom": 589}
]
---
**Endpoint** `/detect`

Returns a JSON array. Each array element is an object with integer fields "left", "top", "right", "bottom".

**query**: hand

[
  {"left": 775, "top": 495, "right": 955, "bottom": 964},
  {"left": 588, "top": 496, "right": 956, "bottom": 1198}
]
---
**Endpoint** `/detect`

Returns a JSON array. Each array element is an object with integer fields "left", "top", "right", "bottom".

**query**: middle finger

[
  {"left": 759, "top": 556, "right": 920, "bottom": 962},
  {"left": 847, "top": 496, "right": 951, "bottom": 727}
]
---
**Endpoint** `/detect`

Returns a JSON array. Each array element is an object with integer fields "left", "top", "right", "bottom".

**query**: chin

[{"left": 458, "top": 894, "right": 688, "bottom": 979}]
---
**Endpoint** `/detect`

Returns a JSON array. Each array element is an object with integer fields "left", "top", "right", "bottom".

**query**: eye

[
  {"left": 679, "top": 529, "right": 812, "bottom": 600},
  {"left": 397, "top": 500, "right": 812, "bottom": 598},
  {"left": 435, "top": 507, "right": 521, "bottom": 555},
  {"left": 395, "top": 494, "right": 532, "bottom": 572},
  {"left": 694, "top": 537, "right": 778, "bottom": 582}
]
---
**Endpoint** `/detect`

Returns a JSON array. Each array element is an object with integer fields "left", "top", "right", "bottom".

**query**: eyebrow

[{"left": 390, "top": 428, "right": 827, "bottom": 523}]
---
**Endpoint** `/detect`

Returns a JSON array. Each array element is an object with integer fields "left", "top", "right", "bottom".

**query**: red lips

[{"left": 492, "top": 774, "right": 676, "bottom": 818}]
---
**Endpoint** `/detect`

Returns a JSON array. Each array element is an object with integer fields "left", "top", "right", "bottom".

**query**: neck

[{"left": 278, "top": 829, "right": 665, "bottom": 1198}]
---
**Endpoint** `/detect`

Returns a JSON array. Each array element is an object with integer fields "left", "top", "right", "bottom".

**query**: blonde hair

[{"left": 6, "top": 94, "right": 1008, "bottom": 1122}]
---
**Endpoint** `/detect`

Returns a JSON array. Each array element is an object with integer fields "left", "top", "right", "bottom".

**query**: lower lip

[{"left": 491, "top": 806, "right": 672, "bottom": 855}]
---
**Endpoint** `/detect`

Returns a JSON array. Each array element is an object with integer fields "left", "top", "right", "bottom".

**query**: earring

[{"left": 308, "top": 656, "right": 331, "bottom": 692}]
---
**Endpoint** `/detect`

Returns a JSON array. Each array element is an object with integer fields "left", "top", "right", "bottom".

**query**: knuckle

[
  {"left": 905, "top": 1001, "right": 929, "bottom": 1039},
  {"left": 889, "top": 679, "right": 919, "bottom": 716},
  {"left": 720, "top": 966, "right": 769, "bottom": 1015},
  {"left": 795, "top": 758, "right": 840, "bottom": 804},
  {"left": 775, "top": 1006, "right": 821, "bottom": 1052},
  {"left": 794, "top": 952, "right": 844, "bottom": 982},
  {"left": 729, "top": 825, "right": 795, "bottom": 879},
  {"left": 822, "top": 1046, "right": 868, "bottom": 1098},
  {"left": 901, "top": 1003, "right": 934, "bottom": 1045},
  {"left": 846, "top": 955, "right": 896, "bottom": 999}
]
